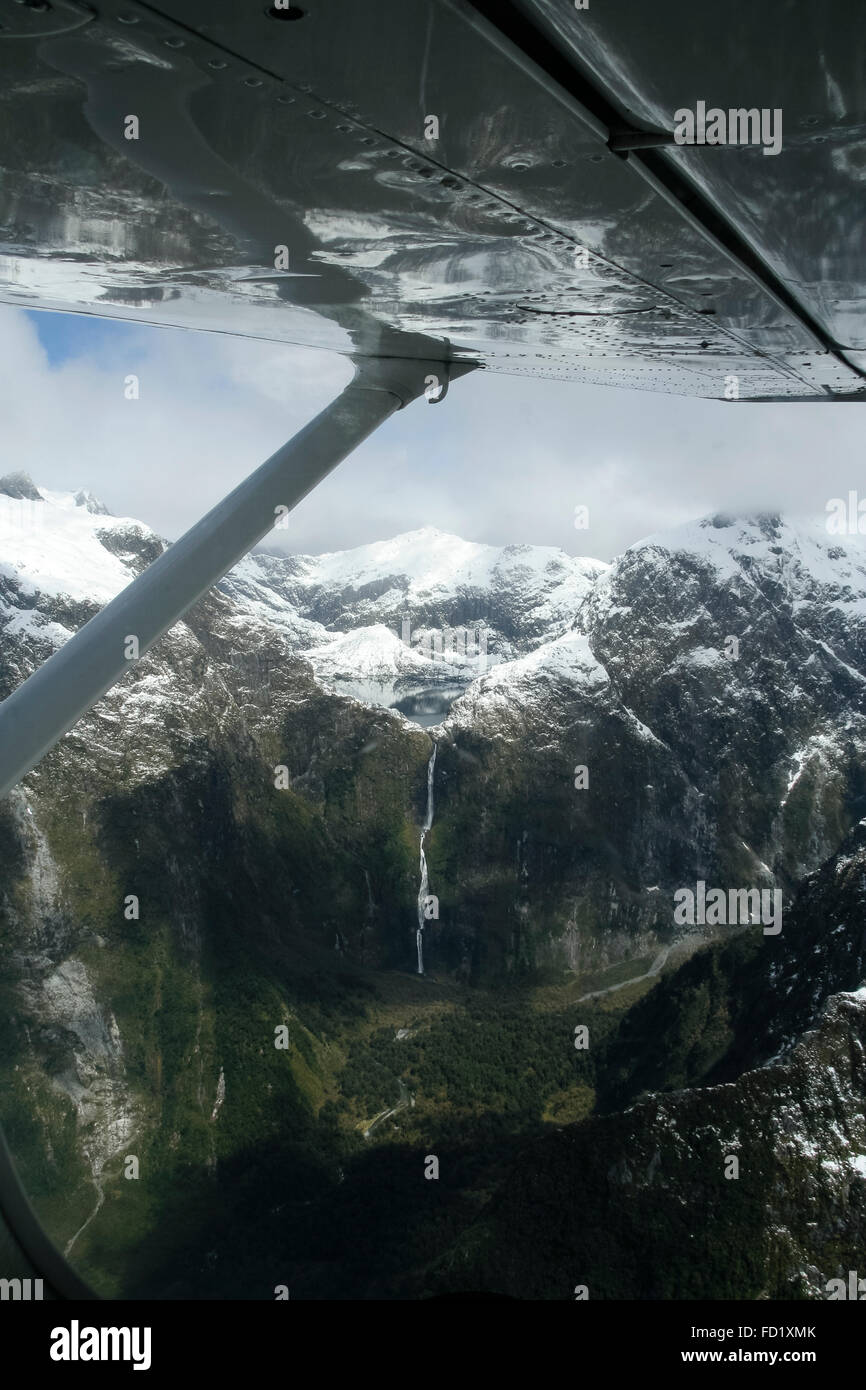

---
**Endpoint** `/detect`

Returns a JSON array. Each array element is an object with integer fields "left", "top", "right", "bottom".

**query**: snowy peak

[
  {"left": 73, "top": 488, "right": 112, "bottom": 517},
  {"left": 287, "top": 525, "right": 606, "bottom": 600},
  {"left": 0, "top": 489, "right": 614, "bottom": 729},
  {"left": 232, "top": 526, "right": 608, "bottom": 672},
  {"left": 0, "top": 470, "right": 42, "bottom": 501},
  {"left": 626, "top": 512, "right": 866, "bottom": 589},
  {"left": 9, "top": 483, "right": 866, "bottom": 746},
  {"left": 0, "top": 472, "right": 111, "bottom": 515},
  {"left": 0, "top": 483, "right": 153, "bottom": 606},
  {"left": 588, "top": 511, "right": 866, "bottom": 685},
  {"left": 225, "top": 527, "right": 611, "bottom": 719},
  {"left": 304, "top": 624, "right": 444, "bottom": 711},
  {"left": 447, "top": 629, "right": 610, "bottom": 731}
]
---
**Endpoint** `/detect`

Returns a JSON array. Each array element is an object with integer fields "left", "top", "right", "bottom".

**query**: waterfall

[{"left": 415, "top": 742, "right": 437, "bottom": 975}]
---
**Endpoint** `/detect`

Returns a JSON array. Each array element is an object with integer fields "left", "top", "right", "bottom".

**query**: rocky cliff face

[
  {"left": 0, "top": 476, "right": 433, "bottom": 1280},
  {"left": 432, "top": 513, "right": 866, "bottom": 977},
  {"left": 1, "top": 475, "right": 865, "bottom": 1298},
  {"left": 439, "top": 827, "right": 866, "bottom": 1299}
]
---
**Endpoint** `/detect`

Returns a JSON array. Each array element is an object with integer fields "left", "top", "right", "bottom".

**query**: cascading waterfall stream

[{"left": 416, "top": 742, "right": 437, "bottom": 974}]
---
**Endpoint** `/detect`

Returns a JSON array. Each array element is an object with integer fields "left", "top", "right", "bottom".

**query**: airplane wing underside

[{"left": 0, "top": 0, "right": 863, "bottom": 401}]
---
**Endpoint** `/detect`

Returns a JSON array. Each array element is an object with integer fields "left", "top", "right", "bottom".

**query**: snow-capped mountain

[
  {"left": 437, "top": 512, "right": 866, "bottom": 976},
  {"left": 3, "top": 472, "right": 866, "bottom": 1302},
  {"left": 240, "top": 526, "right": 606, "bottom": 648},
  {"left": 226, "top": 525, "right": 606, "bottom": 716},
  {"left": 4, "top": 477, "right": 866, "bottom": 919},
  {"left": 0, "top": 478, "right": 606, "bottom": 722}
]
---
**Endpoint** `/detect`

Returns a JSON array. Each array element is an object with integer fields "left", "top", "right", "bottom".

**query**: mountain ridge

[{"left": 2, "top": 473, "right": 866, "bottom": 1298}]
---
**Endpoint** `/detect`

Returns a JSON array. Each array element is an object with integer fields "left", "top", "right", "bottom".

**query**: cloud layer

[{"left": 0, "top": 305, "right": 860, "bottom": 562}]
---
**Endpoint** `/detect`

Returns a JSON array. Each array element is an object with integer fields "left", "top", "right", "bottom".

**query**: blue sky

[
  {"left": 3, "top": 305, "right": 862, "bottom": 561},
  {"left": 27, "top": 310, "right": 142, "bottom": 368}
]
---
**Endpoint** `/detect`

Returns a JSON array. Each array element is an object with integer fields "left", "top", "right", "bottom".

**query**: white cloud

[
  {"left": 0, "top": 307, "right": 351, "bottom": 540},
  {"left": 0, "top": 304, "right": 862, "bottom": 563}
]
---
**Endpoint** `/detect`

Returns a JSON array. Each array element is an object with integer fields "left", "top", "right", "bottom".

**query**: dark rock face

[
  {"left": 430, "top": 515, "right": 866, "bottom": 977},
  {"left": 442, "top": 990, "right": 866, "bottom": 1300},
  {"left": 0, "top": 470, "right": 42, "bottom": 500},
  {"left": 440, "top": 832, "right": 866, "bottom": 1300},
  {"left": 73, "top": 490, "right": 111, "bottom": 517}
]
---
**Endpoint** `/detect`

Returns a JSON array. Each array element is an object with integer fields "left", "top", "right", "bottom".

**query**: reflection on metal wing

[{"left": 0, "top": 0, "right": 863, "bottom": 399}]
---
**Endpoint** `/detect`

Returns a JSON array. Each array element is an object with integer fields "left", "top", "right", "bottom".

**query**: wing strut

[{"left": 0, "top": 353, "right": 473, "bottom": 799}]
